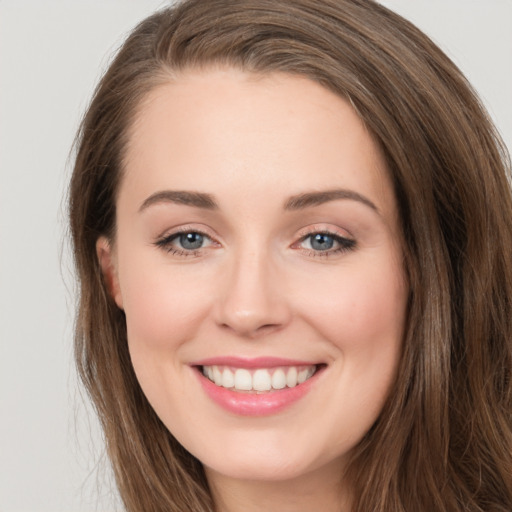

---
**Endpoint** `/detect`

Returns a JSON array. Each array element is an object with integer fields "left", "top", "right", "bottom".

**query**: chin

[
  {"left": 205, "top": 453, "right": 317, "bottom": 482},
  {"left": 196, "top": 431, "right": 344, "bottom": 484}
]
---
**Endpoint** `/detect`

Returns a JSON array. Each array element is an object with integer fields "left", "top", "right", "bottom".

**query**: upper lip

[{"left": 190, "top": 356, "right": 320, "bottom": 368}]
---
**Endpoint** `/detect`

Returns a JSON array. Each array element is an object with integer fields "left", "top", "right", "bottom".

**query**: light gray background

[{"left": 1, "top": 1, "right": 511, "bottom": 511}]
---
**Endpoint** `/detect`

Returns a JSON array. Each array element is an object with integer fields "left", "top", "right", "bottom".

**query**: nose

[{"left": 214, "top": 247, "right": 291, "bottom": 338}]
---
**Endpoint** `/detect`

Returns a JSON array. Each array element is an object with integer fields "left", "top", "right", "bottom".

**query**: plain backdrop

[{"left": 0, "top": 1, "right": 511, "bottom": 511}]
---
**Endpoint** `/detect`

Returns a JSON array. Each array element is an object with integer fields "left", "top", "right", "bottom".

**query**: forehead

[{"left": 121, "top": 68, "right": 395, "bottom": 217}]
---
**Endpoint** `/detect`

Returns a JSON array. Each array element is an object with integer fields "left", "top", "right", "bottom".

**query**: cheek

[
  {"left": 118, "top": 257, "right": 214, "bottom": 353},
  {"left": 303, "top": 261, "right": 406, "bottom": 435},
  {"left": 303, "top": 263, "right": 405, "bottom": 347},
  {"left": 297, "top": 255, "right": 407, "bottom": 408}
]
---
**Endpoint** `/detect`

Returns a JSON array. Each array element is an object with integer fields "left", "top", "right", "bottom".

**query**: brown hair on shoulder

[{"left": 69, "top": 1, "right": 512, "bottom": 510}]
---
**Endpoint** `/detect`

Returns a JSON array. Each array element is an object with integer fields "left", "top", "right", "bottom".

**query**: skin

[{"left": 98, "top": 68, "right": 408, "bottom": 511}]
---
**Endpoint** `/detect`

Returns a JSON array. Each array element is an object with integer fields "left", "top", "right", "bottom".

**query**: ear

[{"left": 96, "top": 236, "right": 124, "bottom": 309}]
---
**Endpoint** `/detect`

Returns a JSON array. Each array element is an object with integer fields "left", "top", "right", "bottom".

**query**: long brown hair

[{"left": 69, "top": 0, "right": 512, "bottom": 510}]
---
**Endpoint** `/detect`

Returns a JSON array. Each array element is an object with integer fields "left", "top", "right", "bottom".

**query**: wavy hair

[{"left": 69, "top": 0, "right": 512, "bottom": 510}]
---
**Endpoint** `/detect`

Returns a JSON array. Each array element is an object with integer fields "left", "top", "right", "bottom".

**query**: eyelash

[
  {"left": 154, "top": 227, "right": 214, "bottom": 256},
  {"left": 154, "top": 228, "right": 356, "bottom": 258},
  {"left": 296, "top": 229, "right": 356, "bottom": 258}
]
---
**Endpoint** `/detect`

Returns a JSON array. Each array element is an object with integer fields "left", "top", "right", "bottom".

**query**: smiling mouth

[{"left": 200, "top": 364, "right": 322, "bottom": 393}]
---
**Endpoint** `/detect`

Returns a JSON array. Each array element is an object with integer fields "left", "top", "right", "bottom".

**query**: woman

[{"left": 69, "top": 0, "right": 512, "bottom": 510}]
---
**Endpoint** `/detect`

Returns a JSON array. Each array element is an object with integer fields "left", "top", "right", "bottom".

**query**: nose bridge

[{"left": 215, "top": 240, "right": 289, "bottom": 337}]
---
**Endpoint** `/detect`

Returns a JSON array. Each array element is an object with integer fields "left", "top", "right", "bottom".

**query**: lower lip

[{"left": 195, "top": 367, "right": 321, "bottom": 416}]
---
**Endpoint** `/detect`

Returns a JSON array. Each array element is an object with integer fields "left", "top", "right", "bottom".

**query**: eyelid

[
  {"left": 153, "top": 223, "right": 355, "bottom": 257},
  {"left": 153, "top": 224, "right": 221, "bottom": 254},
  {"left": 291, "top": 224, "right": 356, "bottom": 256},
  {"left": 155, "top": 224, "right": 219, "bottom": 242},
  {"left": 294, "top": 224, "right": 354, "bottom": 242}
]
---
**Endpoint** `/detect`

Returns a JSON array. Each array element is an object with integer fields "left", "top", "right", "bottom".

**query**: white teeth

[
  {"left": 297, "top": 368, "right": 309, "bottom": 384},
  {"left": 286, "top": 366, "right": 298, "bottom": 388},
  {"left": 271, "top": 368, "right": 286, "bottom": 389},
  {"left": 234, "top": 369, "right": 252, "bottom": 390},
  {"left": 213, "top": 366, "right": 223, "bottom": 386},
  {"left": 222, "top": 368, "right": 235, "bottom": 388},
  {"left": 253, "top": 369, "right": 272, "bottom": 391},
  {"left": 202, "top": 364, "right": 318, "bottom": 392}
]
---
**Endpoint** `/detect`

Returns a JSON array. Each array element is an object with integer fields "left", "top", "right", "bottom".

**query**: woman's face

[{"left": 98, "top": 68, "right": 407, "bottom": 484}]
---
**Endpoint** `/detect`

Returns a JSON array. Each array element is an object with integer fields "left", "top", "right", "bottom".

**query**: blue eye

[
  {"left": 300, "top": 231, "right": 356, "bottom": 254},
  {"left": 309, "top": 233, "right": 335, "bottom": 251},
  {"left": 178, "top": 232, "right": 204, "bottom": 250},
  {"left": 155, "top": 230, "right": 212, "bottom": 254}
]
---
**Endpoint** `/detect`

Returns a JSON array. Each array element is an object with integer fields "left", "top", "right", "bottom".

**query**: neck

[{"left": 206, "top": 459, "right": 351, "bottom": 512}]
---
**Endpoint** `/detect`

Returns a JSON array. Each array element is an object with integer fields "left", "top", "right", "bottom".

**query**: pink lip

[
  {"left": 192, "top": 359, "right": 324, "bottom": 416},
  {"left": 191, "top": 356, "right": 318, "bottom": 368}
]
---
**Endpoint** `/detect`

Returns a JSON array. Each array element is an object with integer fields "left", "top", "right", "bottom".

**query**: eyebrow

[
  {"left": 138, "top": 188, "right": 379, "bottom": 214},
  {"left": 284, "top": 189, "right": 379, "bottom": 213},
  {"left": 139, "top": 190, "right": 219, "bottom": 212}
]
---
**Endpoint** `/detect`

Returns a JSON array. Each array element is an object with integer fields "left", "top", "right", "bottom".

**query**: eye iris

[
  {"left": 179, "top": 232, "right": 204, "bottom": 250},
  {"left": 310, "top": 233, "right": 334, "bottom": 251}
]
